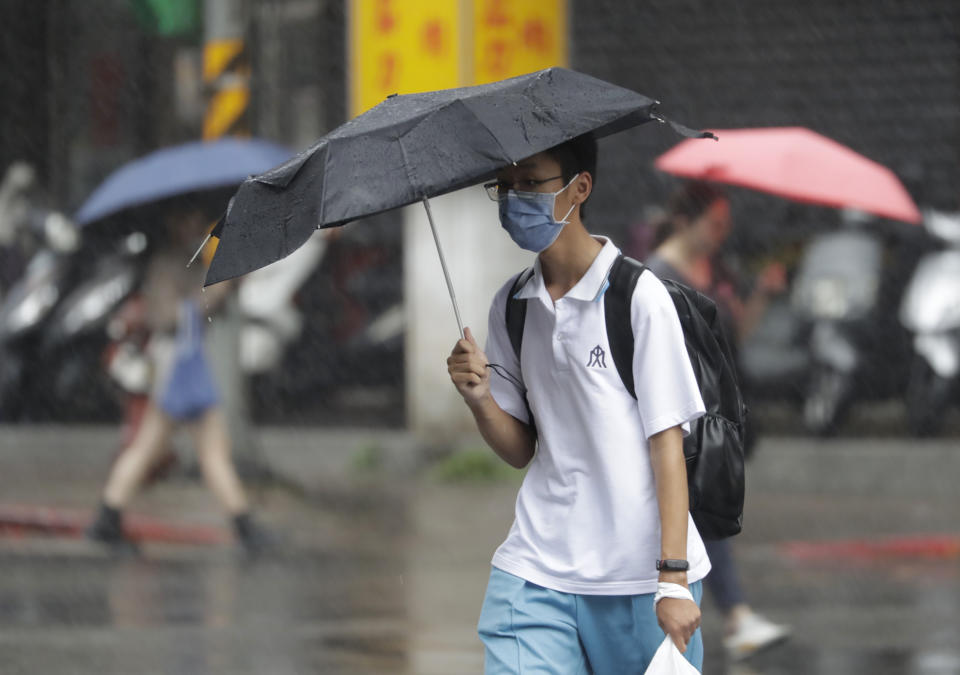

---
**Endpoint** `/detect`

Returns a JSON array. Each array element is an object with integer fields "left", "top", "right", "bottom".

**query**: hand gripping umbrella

[
  {"left": 654, "top": 126, "right": 921, "bottom": 225},
  {"left": 203, "top": 67, "right": 712, "bottom": 336}
]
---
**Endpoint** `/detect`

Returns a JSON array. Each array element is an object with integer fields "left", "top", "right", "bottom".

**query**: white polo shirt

[{"left": 485, "top": 237, "right": 710, "bottom": 595}]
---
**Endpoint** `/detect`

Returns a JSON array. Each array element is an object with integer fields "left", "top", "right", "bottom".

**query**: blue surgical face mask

[{"left": 498, "top": 174, "right": 579, "bottom": 252}]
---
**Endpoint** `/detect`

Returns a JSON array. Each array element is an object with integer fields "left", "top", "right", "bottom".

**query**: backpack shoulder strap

[
  {"left": 604, "top": 255, "right": 646, "bottom": 400},
  {"left": 505, "top": 267, "right": 535, "bottom": 362},
  {"left": 503, "top": 267, "right": 537, "bottom": 435}
]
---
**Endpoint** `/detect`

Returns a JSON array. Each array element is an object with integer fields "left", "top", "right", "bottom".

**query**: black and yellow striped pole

[
  {"left": 203, "top": 0, "right": 256, "bottom": 467},
  {"left": 203, "top": 0, "right": 249, "bottom": 139}
]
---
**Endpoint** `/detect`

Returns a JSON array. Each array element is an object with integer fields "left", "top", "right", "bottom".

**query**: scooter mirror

[
  {"left": 123, "top": 231, "right": 149, "bottom": 255},
  {"left": 925, "top": 210, "right": 960, "bottom": 245},
  {"left": 44, "top": 212, "right": 80, "bottom": 254}
]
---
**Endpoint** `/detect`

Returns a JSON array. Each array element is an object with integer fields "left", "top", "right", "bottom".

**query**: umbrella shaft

[
  {"left": 188, "top": 232, "right": 212, "bottom": 269},
  {"left": 422, "top": 197, "right": 464, "bottom": 340}
]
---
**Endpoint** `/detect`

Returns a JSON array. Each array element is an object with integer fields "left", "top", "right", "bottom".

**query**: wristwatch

[{"left": 656, "top": 559, "right": 690, "bottom": 572}]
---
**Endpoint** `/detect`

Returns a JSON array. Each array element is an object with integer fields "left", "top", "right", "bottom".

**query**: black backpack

[{"left": 505, "top": 254, "right": 746, "bottom": 539}]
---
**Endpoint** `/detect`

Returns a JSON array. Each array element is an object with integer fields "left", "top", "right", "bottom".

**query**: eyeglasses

[{"left": 483, "top": 175, "right": 564, "bottom": 201}]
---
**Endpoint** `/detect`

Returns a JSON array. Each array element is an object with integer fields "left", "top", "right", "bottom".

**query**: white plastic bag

[{"left": 644, "top": 636, "right": 701, "bottom": 674}]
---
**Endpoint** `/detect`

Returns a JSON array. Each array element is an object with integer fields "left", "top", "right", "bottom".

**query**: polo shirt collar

[{"left": 514, "top": 237, "right": 621, "bottom": 304}]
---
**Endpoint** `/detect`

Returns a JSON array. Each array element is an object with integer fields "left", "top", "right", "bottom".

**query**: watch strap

[{"left": 655, "top": 558, "right": 690, "bottom": 572}]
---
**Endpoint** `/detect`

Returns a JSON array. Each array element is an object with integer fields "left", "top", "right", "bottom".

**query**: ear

[{"left": 573, "top": 171, "right": 593, "bottom": 206}]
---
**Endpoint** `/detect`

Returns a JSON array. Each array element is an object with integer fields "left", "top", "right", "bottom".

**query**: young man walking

[{"left": 447, "top": 134, "right": 710, "bottom": 673}]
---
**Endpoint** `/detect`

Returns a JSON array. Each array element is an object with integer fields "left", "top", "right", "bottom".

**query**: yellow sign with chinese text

[
  {"left": 349, "top": 0, "right": 568, "bottom": 117},
  {"left": 349, "top": 0, "right": 463, "bottom": 117},
  {"left": 471, "top": 0, "right": 567, "bottom": 85}
]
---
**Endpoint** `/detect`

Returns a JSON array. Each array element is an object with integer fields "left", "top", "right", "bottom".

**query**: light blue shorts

[{"left": 478, "top": 567, "right": 703, "bottom": 674}]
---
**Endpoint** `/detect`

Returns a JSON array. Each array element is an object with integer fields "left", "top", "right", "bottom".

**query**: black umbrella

[{"left": 204, "top": 67, "right": 711, "bottom": 335}]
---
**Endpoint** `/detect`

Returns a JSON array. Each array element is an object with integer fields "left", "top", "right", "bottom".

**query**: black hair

[
  {"left": 544, "top": 132, "right": 597, "bottom": 219},
  {"left": 653, "top": 180, "right": 728, "bottom": 247}
]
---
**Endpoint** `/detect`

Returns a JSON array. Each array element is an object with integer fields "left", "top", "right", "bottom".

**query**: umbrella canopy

[
  {"left": 654, "top": 126, "right": 921, "bottom": 224},
  {"left": 74, "top": 138, "right": 293, "bottom": 226},
  {"left": 206, "top": 67, "right": 697, "bottom": 286}
]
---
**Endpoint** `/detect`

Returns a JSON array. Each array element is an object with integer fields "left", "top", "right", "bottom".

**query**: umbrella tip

[
  {"left": 187, "top": 232, "right": 212, "bottom": 268},
  {"left": 653, "top": 112, "right": 717, "bottom": 141}
]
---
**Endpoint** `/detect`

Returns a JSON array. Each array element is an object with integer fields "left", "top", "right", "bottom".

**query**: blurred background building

[{"left": 0, "top": 0, "right": 957, "bottom": 432}]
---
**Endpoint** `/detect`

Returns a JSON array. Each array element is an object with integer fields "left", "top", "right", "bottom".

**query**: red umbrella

[{"left": 654, "top": 126, "right": 921, "bottom": 224}]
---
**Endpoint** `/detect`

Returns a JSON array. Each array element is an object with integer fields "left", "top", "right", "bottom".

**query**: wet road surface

[{"left": 0, "top": 427, "right": 958, "bottom": 674}]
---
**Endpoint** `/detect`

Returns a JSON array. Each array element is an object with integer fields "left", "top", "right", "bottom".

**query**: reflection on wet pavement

[
  {"left": 0, "top": 546, "right": 412, "bottom": 673},
  {"left": 0, "top": 434, "right": 958, "bottom": 674}
]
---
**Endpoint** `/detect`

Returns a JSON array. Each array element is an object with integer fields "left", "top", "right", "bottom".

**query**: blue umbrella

[{"left": 74, "top": 138, "right": 293, "bottom": 226}]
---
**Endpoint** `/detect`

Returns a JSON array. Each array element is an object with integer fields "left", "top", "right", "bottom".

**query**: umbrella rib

[
  {"left": 316, "top": 141, "right": 329, "bottom": 228},
  {"left": 396, "top": 129, "right": 422, "bottom": 197},
  {"left": 453, "top": 99, "right": 516, "bottom": 165},
  {"left": 397, "top": 99, "right": 516, "bottom": 172}
]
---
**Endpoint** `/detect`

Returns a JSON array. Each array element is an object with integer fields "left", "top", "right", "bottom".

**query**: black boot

[
  {"left": 233, "top": 512, "right": 277, "bottom": 558},
  {"left": 86, "top": 502, "right": 139, "bottom": 555}
]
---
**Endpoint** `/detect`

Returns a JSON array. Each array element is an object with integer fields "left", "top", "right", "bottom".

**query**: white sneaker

[{"left": 723, "top": 610, "right": 791, "bottom": 660}]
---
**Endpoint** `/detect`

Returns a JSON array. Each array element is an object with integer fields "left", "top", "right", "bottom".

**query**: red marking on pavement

[
  {"left": 0, "top": 504, "right": 228, "bottom": 545},
  {"left": 781, "top": 534, "right": 960, "bottom": 561}
]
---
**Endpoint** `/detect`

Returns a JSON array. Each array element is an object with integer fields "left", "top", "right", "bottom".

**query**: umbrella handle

[{"left": 422, "top": 196, "right": 465, "bottom": 340}]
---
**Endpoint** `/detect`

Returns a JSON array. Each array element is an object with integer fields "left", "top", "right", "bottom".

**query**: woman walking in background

[
  {"left": 86, "top": 207, "right": 271, "bottom": 557},
  {"left": 645, "top": 181, "right": 791, "bottom": 660}
]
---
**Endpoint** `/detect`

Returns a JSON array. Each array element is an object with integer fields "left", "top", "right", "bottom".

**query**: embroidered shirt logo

[{"left": 587, "top": 345, "right": 607, "bottom": 368}]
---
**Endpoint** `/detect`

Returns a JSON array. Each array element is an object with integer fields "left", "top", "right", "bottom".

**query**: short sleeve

[
  {"left": 485, "top": 277, "right": 530, "bottom": 424},
  {"left": 630, "top": 273, "right": 706, "bottom": 439}
]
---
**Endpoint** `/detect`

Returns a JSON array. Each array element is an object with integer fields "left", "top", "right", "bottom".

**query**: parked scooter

[
  {"left": 43, "top": 231, "right": 151, "bottom": 420},
  {"left": 899, "top": 210, "right": 960, "bottom": 436},
  {"left": 0, "top": 163, "right": 86, "bottom": 420},
  {"left": 248, "top": 228, "right": 405, "bottom": 424},
  {"left": 0, "top": 225, "right": 147, "bottom": 421},
  {"left": 0, "top": 163, "right": 45, "bottom": 297},
  {"left": 238, "top": 230, "right": 328, "bottom": 376},
  {"left": 790, "top": 215, "right": 913, "bottom": 435},
  {"left": 738, "top": 295, "right": 811, "bottom": 406}
]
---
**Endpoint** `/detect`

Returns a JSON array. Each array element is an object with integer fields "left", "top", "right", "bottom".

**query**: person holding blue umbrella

[
  {"left": 85, "top": 204, "right": 272, "bottom": 556},
  {"left": 78, "top": 139, "right": 291, "bottom": 556}
]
